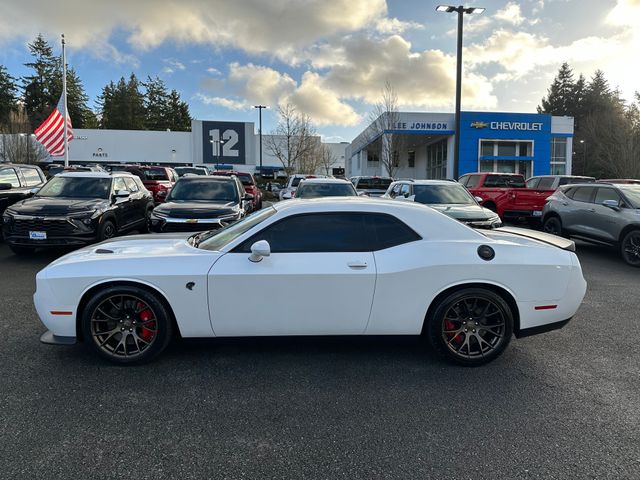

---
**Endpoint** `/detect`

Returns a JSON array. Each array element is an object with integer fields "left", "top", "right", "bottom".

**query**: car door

[
  {"left": 112, "top": 176, "right": 136, "bottom": 229},
  {"left": 123, "top": 177, "right": 147, "bottom": 227},
  {"left": 563, "top": 186, "right": 596, "bottom": 236},
  {"left": 208, "top": 212, "right": 376, "bottom": 336},
  {"left": 589, "top": 187, "right": 626, "bottom": 243},
  {"left": 0, "top": 167, "right": 31, "bottom": 215}
]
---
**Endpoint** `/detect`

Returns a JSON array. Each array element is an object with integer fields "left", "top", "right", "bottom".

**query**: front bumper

[
  {"left": 40, "top": 330, "right": 76, "bottom": 345},
  {"left": 503, "top": 209, "right": 544, "bottom": 222},
  {"left": 150, "top": 215, "right": 238, "bottom": 233}
]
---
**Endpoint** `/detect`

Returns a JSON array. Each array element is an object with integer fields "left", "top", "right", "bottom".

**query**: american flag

[{"left": 34, "top": 94, "right": 73, "bottom": 157}]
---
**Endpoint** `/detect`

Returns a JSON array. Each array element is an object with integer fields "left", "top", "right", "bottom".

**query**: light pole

[
  {"left": 253, "top": 105, "right": 268, "bottom": 176},
  {"left": 436, "top": 5, "right": 485, "bottom": 180},
  {"left": 210, "top": 139, "right": 225, "bottom": 167},
  {"left": 580, "top": 139, "right": 587, "bottom": 175}
]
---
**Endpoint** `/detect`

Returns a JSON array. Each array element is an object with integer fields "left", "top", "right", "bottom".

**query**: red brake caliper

[
  {"left": 444, "top": 319, "right": 462, "bottom": 345},
  {"left": 137, "top": 302, "right": 155, "bottom": 342}
]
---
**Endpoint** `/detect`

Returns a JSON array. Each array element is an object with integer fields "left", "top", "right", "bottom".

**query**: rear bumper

[{"left": 502, "top": 210, "right": 543, "bottom": 221}]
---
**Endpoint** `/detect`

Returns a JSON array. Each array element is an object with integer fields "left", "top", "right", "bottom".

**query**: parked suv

[
  {"left": 526, "top": 175, "right": 595, "bottom": 189},
  {"left": 125, "top": 166, "right": 178, "bottom": 203},
  {"left": 0, "top": 164, "right": 46, "bottom": 218},
  {"left": 2, "top": 172, "right": 154, "bottom": 255},
  {"left": 542, "top": 182, "right": 640, "bottom": 266},
  {"left": 213, "top": 171, "right": 263, "bottom": 210}
]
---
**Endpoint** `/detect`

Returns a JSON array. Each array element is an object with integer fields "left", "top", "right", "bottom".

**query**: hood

[
  {"left": 429, "top": 204, "right": 497, "bottom": 221},
  {"left": 45, "top": 232, "right": 217, "bottom": 269},
  {"left": 8, "top": 196, "right": 108, "bottom": 215},
  {"left": 154, "top": 200, "right": 239, "bottom": 218}
]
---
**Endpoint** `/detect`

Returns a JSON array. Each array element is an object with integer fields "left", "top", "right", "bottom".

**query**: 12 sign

[{"left": 201, "top": 121, "right": 246, "bottom": 164}]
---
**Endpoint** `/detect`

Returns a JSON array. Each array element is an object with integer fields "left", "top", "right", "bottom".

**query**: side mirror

[
  {"left": 0, "top": 183, "right": 12, "bottom": 191},
  {"left": 113, "top": 189, "right": 130, "bottom": 200},
  {"left": 602, "top": 199, "right": 620, "bottom": 211},
  {"left": 474, "top": 196, "right": 483, "bottom": 203},
  {"left": 249, "top": 240, "right": 271, "bottom": 262}
]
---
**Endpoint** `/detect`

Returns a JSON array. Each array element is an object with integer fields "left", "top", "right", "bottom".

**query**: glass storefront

[
  {"left": 551, "top": 137, "right": 567, "bottom": 175},
  {"left": 426, "top": 139, "right": 447, "bottom": 179},
  {"left": 478, "top": 139, "right": 533, "bottom": 177}
]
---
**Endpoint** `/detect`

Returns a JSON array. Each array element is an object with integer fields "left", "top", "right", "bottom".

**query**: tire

[
  {"left": 141, "top": 208, "right": 153, "bottom": 233},
  {"left": 543, "top": 216, "right": 563, "bottom": 237},
  {"left": 484, "top": 202, "right": 497, "bottom": 213},
  {"left": 620, "top": 230, "right": 640, "bottom": 267},
  {"left": 426, "top": 288, "right": 514, "bottom": 366},
  {"left": 10, "top": 245, "right": 35, "bottom": 256},
  {"left": 81, "top": 285, "right": 173, "bottom": 365},
  {"left": 98, "top": 219, "right": 117, "bottom": 242}
]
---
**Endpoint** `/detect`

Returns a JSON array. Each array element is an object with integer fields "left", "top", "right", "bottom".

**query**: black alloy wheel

[
  {"left": 98, "top": 219, "right": 116, "bottom": 241},
  {"left": 543, "top": 216, "right": 563, "bottom": 237},
  {"left": 427, "top": 288, "right": 513, "bottom": 366},
  {"left": 621, "top": 230, "right": 640, "bottom": 267},
  {"left": 82, "top": 286, "right": 173, "bottom": 364}
]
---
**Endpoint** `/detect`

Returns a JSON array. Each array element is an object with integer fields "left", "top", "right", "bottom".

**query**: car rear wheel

[
  {"left": 621, "top": 230, "right": 640, "bottom": 267},
  {"left": 543, "top": 216, "right": 563, "bottom": 237},
  {"left": 10, "top": 245, "right": 35, "bottom": 256},
  {"left": 81, "top": 285, "right": 173, "bottom": 364},
  {"left": 427, "top": 288, "right": 513, "bottom": 366}
]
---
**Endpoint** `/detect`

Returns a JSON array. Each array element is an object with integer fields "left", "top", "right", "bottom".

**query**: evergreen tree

[
  {"left": 538, "top": 63, "right": 576, "bottom": 116},
  {"left": 143, "top": 76, "right": 170, "bottom": 130},
  {"left": 582, "top": 70, "right": 613, "bottom": 115},
  {"left": 97, "top": 74, "right": 146, "bottom": 130},
  {"left": 0, "top": 65, "right": 18, "bottom": 127},
  {"left": 166, "top": 89, "right": 191, "bottom": 131},
  {"left": 22, "top": 34, "right": 58, "bottom": 130}
]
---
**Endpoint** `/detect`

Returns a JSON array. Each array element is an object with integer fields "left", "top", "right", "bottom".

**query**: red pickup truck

[{"left": 459, "top": 173, "right": 595, "bottom": 222}]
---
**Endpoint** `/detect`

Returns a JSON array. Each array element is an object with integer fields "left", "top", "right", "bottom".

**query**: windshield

[
  {"left": 168, "top": 179, "right": 238, "bottom": 202},
  {"left": 176, "top": 167, "right": 207, "bottom": 176},
  {"left": 197, "top": 207, "right": 277, "bottom": 250},
  {"left": 619, "top": 185, "right": 640, "bottom": 208},
  {"left": 142, "top": 168, "right": 169, "bottom": 181},
  {"left": 291, "top": 177, "right": 306, "bottom": 187},
  {"left": 296, "top": 183, "right": 356, "bottom": 198},
  {"left": 412, "top": 184, "right": 476, "bottom": 205},
  {"left": 356, "top": 178, "right": 392, "bottom": 190},
  {"left": 37, "top": 176, "right": 112, "bottom": 199},
  {"left": 215, "top": 172, "right": 254, "bottom": 186}
]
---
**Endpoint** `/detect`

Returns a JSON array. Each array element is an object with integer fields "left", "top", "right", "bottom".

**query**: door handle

[{"left": 347, "top": 262, "right": 368, "bottom": 269}]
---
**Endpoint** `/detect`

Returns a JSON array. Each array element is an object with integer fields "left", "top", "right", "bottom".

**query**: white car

[
  {"left": 35, "top": 198, "right": 586, "bottom": 366},
  {"left": 278, "top": 174, "right": 327, "bottom": 200}
]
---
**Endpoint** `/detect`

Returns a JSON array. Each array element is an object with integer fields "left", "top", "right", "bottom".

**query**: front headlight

[
  {"left": 2, "top": 213, "right": 12, "bottom": 224},
  {"left": 68, "top": 210, "right": 99, "bottom": 226},
  {"left": 151, "top": 209, "right": 168, "bottom": 219}
]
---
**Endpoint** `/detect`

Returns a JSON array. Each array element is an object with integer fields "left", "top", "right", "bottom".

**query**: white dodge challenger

[{"left": 34, "top": 198, "right": 587, "bottom": 366}]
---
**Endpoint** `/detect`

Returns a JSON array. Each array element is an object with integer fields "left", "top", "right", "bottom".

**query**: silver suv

[{"left": 542, "top": 183, "right": 640, "bottom": 266}]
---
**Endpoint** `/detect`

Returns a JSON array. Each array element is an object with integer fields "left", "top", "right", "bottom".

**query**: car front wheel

[
  {"left": 543, "top": 216, "right": 563, "bottom": 237},
  {"left": 81, "top": 285, "right": 173, "bottom": 364},
  {"left": 621, "top": 230, "right": 640, "bottom": 267},
  {"left": 426, "top": 288, "right": 514, "bottom": 366}
]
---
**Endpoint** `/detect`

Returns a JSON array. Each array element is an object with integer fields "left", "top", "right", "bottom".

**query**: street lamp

[
  {"left": 436, "top": 5, "right": 485, "bottom": 180},
  {"left": 210, "top": 138, "right": 225, "bottom": 167},
  {"left": 253, "top": 105, "right": 268, "bottom": 176},
  {"left": 580, "top": 139, "right": 587, "bottom": 174}
]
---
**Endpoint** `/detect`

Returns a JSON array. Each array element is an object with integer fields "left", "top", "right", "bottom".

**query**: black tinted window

[
  {"left": 483, "top": 175, "right": 526, "bottom": 188},
  {"left": 365, "top": 214, "right": 421, "bottom": 250},
  {"left": 571, "top": 187, "right": 595, "bottom": 203},
  {"left": 356, "top": 178, "right": 392, "bottom": 189},
  {"left": 237, "top": 213, "right": 367, "bottom": 252}
]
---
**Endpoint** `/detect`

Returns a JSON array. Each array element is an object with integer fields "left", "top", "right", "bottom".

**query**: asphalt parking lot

[{"left": 0, "top": 241, "right": 639, "bottom": 479}]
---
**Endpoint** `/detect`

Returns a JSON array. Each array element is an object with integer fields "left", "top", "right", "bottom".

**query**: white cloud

[
  {"left": 607, "top": 0, "right": 640, "bottom": 27},
  {"left": 164, "top": 59, "right": 186, "bottom": 71},
  {"left": 227, "top": 63, "right": 297, "bottom": 106},
  {"left": 196, "top": 94, "right": 248, "bottom": 110},
  {"left": 206, "top": 67, "right": 221, "bottom": 75},
  {"left": 375, "top": 17, "right": 425, "bottom": 34},
  {"left": 495, "top": 2, "right": 525, "bottom": 25}
]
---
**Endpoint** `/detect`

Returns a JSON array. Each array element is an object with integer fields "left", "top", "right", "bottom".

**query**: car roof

[
  {"left": 0, "top": 163, "right": 40, "bottom": 168},
  {"left": 397, "top": 179, "right": 461, "bottom": 186},
  {"left": 177, "top": 175, "right": 235, "bottom": 181},
  {"left": 299, "top": 178, "right": 351, "bottom": 184},
  {"left": 57, "top": 171, "right": 136, "bottom": 179}
]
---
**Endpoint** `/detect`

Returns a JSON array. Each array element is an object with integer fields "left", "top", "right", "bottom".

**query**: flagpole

[{"left": 62, "top": 34, "right": 69, "bottom": 167}]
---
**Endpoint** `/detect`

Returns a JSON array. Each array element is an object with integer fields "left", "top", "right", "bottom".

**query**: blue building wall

[{"left": 458, "top": 112, "right": 553, "bottom": 176}]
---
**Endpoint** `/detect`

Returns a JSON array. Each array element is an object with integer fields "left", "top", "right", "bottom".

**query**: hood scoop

[{"left": 95, "top": 248, "right": 114, "bottom": 254}]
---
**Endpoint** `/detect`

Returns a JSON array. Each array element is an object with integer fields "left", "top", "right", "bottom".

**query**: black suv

[
  {"left": 150, "top": 175, "right": 253, "bottom": 232},
  {"left": 0, "top": 164, "right": 46, "bottom": 218},
  {"left": 2, "top": 172, "right": 154, "bottom": 254}
]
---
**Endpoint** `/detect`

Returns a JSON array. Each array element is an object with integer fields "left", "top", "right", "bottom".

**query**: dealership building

[
  {"left": 39, "top": 119, "right": 348, "bottom": 176},
  {"left": 346, "top": 111, "right": 574, "bottom": 180}
]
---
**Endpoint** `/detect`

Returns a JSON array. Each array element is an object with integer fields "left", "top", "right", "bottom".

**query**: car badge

[
  {"left": 185, "top": 219, "right": 198, "bottom": 223},
  {"left": 470, "top": 121, "right": 489, "bottom": 129}
]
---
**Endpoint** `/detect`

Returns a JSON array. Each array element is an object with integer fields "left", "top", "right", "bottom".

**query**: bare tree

[
  {"left": 0, "top": 109, "right": 48, "bottom": 164},
  {"left": 317, "top": 143, "right": 337, "bottom": 176},
  {"left": 365, "top": 82, "right": 404, "bottom": 178},
  {"left": 265, "top": 103, "right": 319, "bottom": 175}
]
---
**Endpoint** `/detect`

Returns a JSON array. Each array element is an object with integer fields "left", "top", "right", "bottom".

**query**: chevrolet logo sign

[
  {"left": 185, "top": 219, "right": 199, "bottom": 224},
  {"left": 470, "top": 121, "right": 489, "bottom": 129}
]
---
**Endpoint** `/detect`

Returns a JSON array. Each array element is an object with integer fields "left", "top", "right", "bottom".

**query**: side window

[
  {"left": 235, "top": 213, "right": 368, "bottom": 253},
  {"left": 571, "top": 187, "right": 595, "bottom": 203},
  {"left": 113, "top": 177, "right": 127, "bottom": 192},
  {"left": 20, "top": 167, "right": 44, "bottom": 186},
  {"left": 537, "top": 177, "right": 555, "bottom": 189},
  {"left": 0, "top": 168, "right": 20, "bottom": 187},
  {"left": 526, "top": 178, "right": 540, "bottom": 188},
  {"left": 465, "top": 175, "right": 481, "bottom": 188},
  {"left": 594, "top": 187, "right": 621, "bottom": 205},
  {"left": 124, "top": 177, "right": 139, "bottom": 192},
  {"left": 399, "top": 184, "right": 411, "bottom": 197},
  {"left": 134, "top": 177, "right": 147, "bottom": 192},
  {"left": 458, "top": 175, "right": 469, "bottom": 186},
  {"left": 364, "top": 213, "right": 422, "bottom": 251},
  {"left": 389, "top": 183, "right": 401, "bottom": 199}
]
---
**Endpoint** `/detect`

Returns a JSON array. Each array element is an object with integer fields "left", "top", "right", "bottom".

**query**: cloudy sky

[{"left": 1, "top": 0, "right": 639, "bottom": 141}]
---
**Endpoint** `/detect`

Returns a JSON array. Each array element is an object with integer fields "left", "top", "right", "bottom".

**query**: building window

[
  {"left": 497, "top": 142, "right": 517, "bottom": 156},
  {"left": 480, "top": 141, "right": 494, "bottom": 157},
  {"left": 551, "top": 137, "right": 567, "bottom": 175},
  {"left": 426, "top": 139, "right": 447, "bottom": 179},
  {"left": 367, "top": 151, "right": 379, "bottom": 163},
  {"left": 480, "top": 140, "right": 533, "bottom": 158},
  {"left": 407, "top": 150, "right": 415, "bottom": 168}
]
